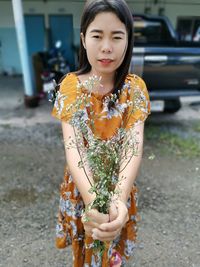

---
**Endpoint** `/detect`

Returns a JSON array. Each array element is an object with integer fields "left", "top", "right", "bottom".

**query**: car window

[{"left": 134, "top": 16, "right": 173, "bottom": 46}]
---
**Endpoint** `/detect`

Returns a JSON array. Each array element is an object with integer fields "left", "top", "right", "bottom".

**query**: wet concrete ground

[{"left": 0, "top": 75, "right": 200, "bottom": 267}]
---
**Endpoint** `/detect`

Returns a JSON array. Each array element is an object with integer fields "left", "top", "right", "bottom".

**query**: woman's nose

[{"left": 101, "top": 40, "right": 112, "bottom": 53}]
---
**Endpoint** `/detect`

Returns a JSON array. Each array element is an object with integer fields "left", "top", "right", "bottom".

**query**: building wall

[
  {"left": 164, "top": 2, "right": 200, "bottom": 27},
  {"left": 23, "top": 1, "right": 84, "bottom": 46},
  {"left": 0, "top": 0, "right": 200, "bottom": 74},
  {"left": 0, "top": 1, "right": 20, "bottom": 74},
  {"left": 0, "top": 1, "right": 85, "bottom": 74}
]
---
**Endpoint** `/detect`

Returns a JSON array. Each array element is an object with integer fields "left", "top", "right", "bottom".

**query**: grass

[
  {"left": 145, "top": 124, "right": 200, "bottom": 158},
  {"left": 193, "top": 122, "right": 200, "bottom": 133},
  {"left": 1, "top": 124, "right": 12, "bottom": 129}
]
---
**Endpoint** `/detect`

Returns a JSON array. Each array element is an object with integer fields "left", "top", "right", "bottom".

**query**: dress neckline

[{"left": 73, "top": 73, "right": 115, "bottom": 100}]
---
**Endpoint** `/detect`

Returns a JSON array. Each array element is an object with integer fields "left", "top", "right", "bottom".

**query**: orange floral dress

[{"left": 52, "top": 72, "right": 150, "bottom": 267}]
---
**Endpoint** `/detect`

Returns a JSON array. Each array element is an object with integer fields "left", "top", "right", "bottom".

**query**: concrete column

[{"left": 12, "top": 0, "right": 39, "bottom": 107}]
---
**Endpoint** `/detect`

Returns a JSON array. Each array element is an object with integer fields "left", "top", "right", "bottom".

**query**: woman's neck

[{"left": 88, "top": 71, "right": 115, "bottom": 93}]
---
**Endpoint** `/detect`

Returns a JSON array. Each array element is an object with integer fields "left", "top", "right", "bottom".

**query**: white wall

[{"left": 0, "top": 1, "right": 15, "bottom": 27}]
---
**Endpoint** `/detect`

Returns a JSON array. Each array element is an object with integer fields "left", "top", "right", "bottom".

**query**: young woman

[{"left": 52, "top": 0, "right": 150, "bottom": 266}]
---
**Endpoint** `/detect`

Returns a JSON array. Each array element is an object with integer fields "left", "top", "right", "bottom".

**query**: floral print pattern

[{"left": 52, "top": 73, "right": 151, "bottom": 266}]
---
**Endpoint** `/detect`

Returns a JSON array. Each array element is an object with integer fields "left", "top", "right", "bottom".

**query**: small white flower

[
  {"left": 148, "top": 153, "right": 156, "bottom": 160},
  {"left": 78, "top": 75, "right": 102, "bottom": 93},
  {"left": 54, "top": 91, "right": 68, "bottom": 116}
]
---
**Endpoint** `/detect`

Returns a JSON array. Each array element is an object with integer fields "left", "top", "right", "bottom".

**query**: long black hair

[{"left": 76, "top": 0, "right": 134, "bottom": 96}]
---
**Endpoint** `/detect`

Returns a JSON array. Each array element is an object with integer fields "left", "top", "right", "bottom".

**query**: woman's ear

[{"left": 80, "top": 33, "right": 86, "bottom": 49}]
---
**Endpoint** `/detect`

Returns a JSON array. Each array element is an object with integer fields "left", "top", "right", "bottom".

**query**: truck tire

[{"left": 164, "top": 99, "right": 181, "bottom": 113}]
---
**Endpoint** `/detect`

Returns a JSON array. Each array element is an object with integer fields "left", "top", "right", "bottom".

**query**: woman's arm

[
  {"left": 62, "top": 121, "right": 96, "bottom": 206},
  {"left": 115, "top": 122, "right": 144, "bottom": 204}
]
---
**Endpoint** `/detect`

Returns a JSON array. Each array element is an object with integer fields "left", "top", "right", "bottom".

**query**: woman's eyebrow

[
  {"left": 112, "top": 30, "right": 125, "bottom": 35},
  {"left": 90, "top": 29, "right": 125, "bottom": 35},
  {"left": 90, "top": 29, "right": 102, "bottom": 33}
]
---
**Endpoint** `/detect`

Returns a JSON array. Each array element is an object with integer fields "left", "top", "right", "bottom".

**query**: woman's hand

[
  {"left": 81, "top": 208, "right": 109, "bottom": 237},
  {"left": 92, "top": 200, "right": 129, "bottom": 242}
]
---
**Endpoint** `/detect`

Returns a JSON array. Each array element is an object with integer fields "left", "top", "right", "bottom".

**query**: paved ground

[{"left": 0, "top": 75, "right": 200, "bottom": 267}]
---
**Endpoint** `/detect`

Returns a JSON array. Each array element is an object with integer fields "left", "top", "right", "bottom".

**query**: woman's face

[{"left": 82, "top": 12, "right": 128, "bottom": 77}]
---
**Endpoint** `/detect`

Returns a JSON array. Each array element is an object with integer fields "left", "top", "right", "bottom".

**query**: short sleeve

[
  {"left": 125, "top": 75, "right": 151, "bottom": 129},
  {"left": 51, "top": 73, "right": 78, "bottom": 122}
]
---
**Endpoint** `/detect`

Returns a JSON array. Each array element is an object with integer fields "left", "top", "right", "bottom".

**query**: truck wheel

[{"left": 164, "top": 99, "right": 181, "bottom": 113}]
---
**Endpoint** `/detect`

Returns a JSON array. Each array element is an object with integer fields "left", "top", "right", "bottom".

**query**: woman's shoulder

[
  {"left": 125, "top": 73, "right": 149, "bottom": 97},
  {"left": 52, "top": 72, "right": 79, "bottom": 121},
  {"left": 56, "top": 72, "right": 80, "bottom": 102},
  {"left": 59, "top": 72, "right": 77, "bottom": 89},
  {"left": 126, "top": 73, "right": 146, "bottom": 86},
  {"left": 123, "top": 74, "right": 151, "bottom": 127}
]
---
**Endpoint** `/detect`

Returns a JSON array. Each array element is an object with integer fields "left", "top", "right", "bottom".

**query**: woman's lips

[{"left": 98, "top": 59, "right": 113, "bottom": 66}]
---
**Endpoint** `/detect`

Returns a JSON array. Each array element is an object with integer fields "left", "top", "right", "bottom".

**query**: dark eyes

[
  {"left": 92, "top": 35, "right": 101, "bottom": 39},
  {"left": 92, "top": 36, "right": 122, "bottom": 40},
  {"left": 113, "top": 36, "right": 122, "bottom": 40}
]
